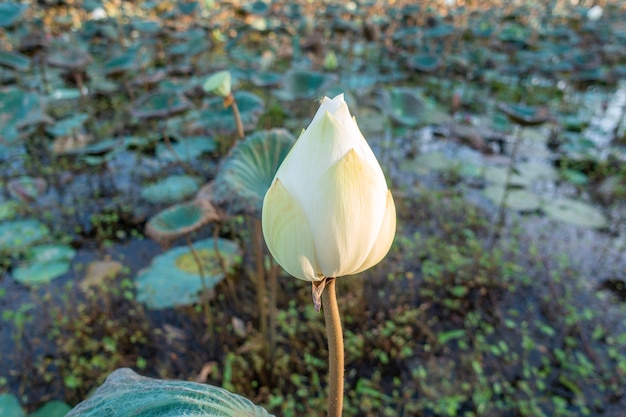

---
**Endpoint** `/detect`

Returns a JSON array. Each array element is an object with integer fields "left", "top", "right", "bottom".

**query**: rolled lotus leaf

[
  {"left": 213, "top": 129, "right": 296, "bottom": 215},
  {"left": 145, "top": 200, "right": 218, "bottom": 247},
  {"left": 66, "top": 368, "right": 274, "bottom": 417}
]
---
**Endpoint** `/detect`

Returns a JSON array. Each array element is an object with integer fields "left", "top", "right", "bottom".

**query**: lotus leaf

[
  {"left": 0, "top": 2, "right": 28, "bottom": 27},
  {"left": 0, "top": 51, "right": 31, "bottom": 72},
  {"left": 483, "top": 166, "right": 529, "bottom": 187},
  {"left": 7, "top": 177, "right": 47, "bottom": 202},
  {"left": 65, "top": 368, "right": 273, "bottom": 417},
  {"left": 387, "top": 88, "right": 426, "bottom": 127},
  {"left": 544, "top": 197, "right": 608, "bottom": 229},
  {"left": 0, "top": 393, "right": 24, "bottom": 417},
  {"left": 45, "top": 114, "right": 90, "bottom": 137},
  {"left": 0, "top": 89, "right": 50, "bottom": 144},
  {"left": 407, "top": 54, "right": 439, "bottom": 73},
  {"left": 191, "top": 91, "right": 264, "bottom": 135},
  {"left": 483, "top": 186, "right": 542, "bottom": 212},
  {"left": 0, "top": 201, "right": 19, "bottom": 221},
  {"left": 0, "top": 219, "right": 50, "bottom": 253},
  {"left": 29, "top": 401, "right": 72, "bottom": 417},
  {"left": 13, "top": 260, "right": 71, "bottom": 285},
  {"left": 145, "top": 201, "right": 218, "bottom": 247},
  {"left": 26, "top": 244, "right": 76, "bottom": 263},
  {"left": 131, "top": 91, "right": 191, "bottom": 120},
  {"left": 135, "top": 238, "right": 241, "bottom": 309},
  {"left": 141, "top": 175, "right": 202, "bottom": 204},
  {"left": 275, "top": 70, "right": 337, "bottom": 100},
  {"left": 213, "top": 129, "right": 296, "bottom": 215},
  {"left": 156, "top": 136, "right": 217, "bottom": 161}
]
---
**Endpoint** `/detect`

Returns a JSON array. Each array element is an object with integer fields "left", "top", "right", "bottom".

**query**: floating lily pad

[
  {"left": 145, "top": 201, "right": 218, "bottom": 247},
  {"left": 7, "top": 176, "right": 47, "bottom": 202},
  {"left": 0, "top": 393, "right": 24, "bottom": 417},
  {"left": 135, "top": 238, "right": 241, "bottom": 309},
  {"left": 29, "top": 401, "right": 72, "bottom": 417},
  {"left": 0, "top": 219, "right": 50, "bottom": 253},
  {"left": 156, "top": 136, "right": 217, "bottom": 161},
  {"left": 483, "top": 185, "right": 542, "bottom": 212},
  {"left": 141, "top": 175, "right": 202, "bottom": 204},
  {"left": 0, "top": 3, "right": 28, "bottom": 28},
  {"left": 65, "top": 368, "right": 273, "bottom": 417},
  {"left": 213, "top": 129, "right": 296, "bottom": 215},
  {"left": 131, "top": 91, "right": 191, "bottom": 120},
  {"left": 13, "top": 260, "right": 70, "bottom": 286},
  {"left": 542, "top": 198, "right": 607, "bottom": 229}
]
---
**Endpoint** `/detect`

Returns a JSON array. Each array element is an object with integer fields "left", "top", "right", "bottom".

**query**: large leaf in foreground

[
  {"left": 66, "top": 368, "right": 273, "bottom": 417},
  {"left": 213, "top": 128, "right": 295, "bottom": 215}
]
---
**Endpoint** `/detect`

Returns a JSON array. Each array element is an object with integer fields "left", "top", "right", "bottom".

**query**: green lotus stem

[
  {"left": 186, "top": 235, "right": 214, "bottom": 341},
  {"left": 230, "top": 95, "right": 245, "bottom": 140},
  {"left": 490, "top": 125, "right": 523, "bottom": 246},
  {"left": 252, "top": 218, "right": 269, "bottom": 345},
  {"left": 322, "top": 277, "right": 344, "bottom": 417}
]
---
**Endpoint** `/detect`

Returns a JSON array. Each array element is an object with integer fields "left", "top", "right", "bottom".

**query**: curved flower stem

[
  {"left": 230, "top": 96, "right": 245, "bottom": 140},
  {"left": 186, "top": 235, "right": 214, "bottom": 344},
  {"left": 322, "top": 277, "right": 344, "bottom": 417}
]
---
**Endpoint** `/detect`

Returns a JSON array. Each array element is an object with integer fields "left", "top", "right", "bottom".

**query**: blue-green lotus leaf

[
  {"left": 406, "top": 54, "right": 439, "bottom": 73},
  {"left": 104, "top": 46, "right": 152, "bottom": 76},
  {"left": 0, "top": 3, "right": 28, "bottom": 27},
  {"left": 0, "top": 89, "right": 51, "bottom": 145},
  {"left": 0, "top": 219, "right": 50, "bottom": 253},
  {"left": 156, "top": 136, "right": 217, "bottom": 161},
  {"left": 498, "top": 103, "right": 549, "bottom": 126},
  {"left": 483, "top": 186, "right": 541, "bottom": 212},
  {"left": 135, "top": 238, "right": 241, "bottom": 309},
  {"left": 213, "top": 129, "right": 296, "bottom": 215},
  {"left": 7, "top": 176, "right": 47, "bottom": 202},
  {"left": 141, "top": 175, "right": 202, "bottom": 204},
  {"left": 145, "top": 201, "right": 217, "bottom": 246},
  {"left": 274, "top": 70, "right": 337, "bottom": 100},
  {"left": 13, "top": 260, "right": 70, "bottom": 285},
  {"left": 191, "top": 91, "right": 264, "bottom": 135},
  {"left": 0, "top": 393, "right": 24, "bottom": 417},
  {"left": 131, "top": 91, "right": 191, "bottom": 120},
  {"left": 0, "top": 50, "right": 31, "bottom": 72},
  {"left": 26, "top": 244, "right": 76, "bottom": 263},
  {"left": 45, "top": 113, "right": 90, "bottom": 137},
  {"left": 386, "top": 88, "right": 427, "bottom": 127},
  {"left": 29, "top": 400, "right": 72, "bottom": 417},
  {"left": 66, "top": 368, "right": 273, "bottom": 417}
]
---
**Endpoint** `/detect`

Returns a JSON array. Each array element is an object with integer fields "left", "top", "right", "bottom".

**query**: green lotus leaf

[
  {"left": 25, "top": 244, "right": 76, "bottom": 263},
  {"left": 29, "top": 400, "right": 72, "bottom": 417},
  {"left": 0, "top": 219, "right": 50, "bottom": 253},
  {"left": 250, "top": 71, "right": 282, "bottom": 88},
  {"left": 386, "top": 88, "right": 428, "bottom": 127},
  {"left": 45, "top": 113, "right": 90, "bottom": 137},
  {"left": 483, "top": 166, "right": 529, "bottom": 187},
  {"left": 542, "top": 198, "right": 607, "bottom": 229},
  {"left": 13, "top": 260, "right": 70, "bottom": 285},
  {"left": 274, "top": 70, "right": 337, "bottom": 100},
  {"left": 0, "top": 50, "right": 31, "bottom": 72},
  {"left": 65, "top": 368, "right": 273, "bottom": 417},
  {"left": 0, "top": 89, "right": 51, "bottom": 145},
  {"left": 104, "top": 46, "right": 152, "bottom": 76},
  {"left": 47, "top": 47, "right": 92, "bottom": 70},
  {"left": 132, "top": 19, "right": 162, "bottom": 34},
  {"left": 0, "top": 3, "right": 28, "bottom": 28},
  {"left": 483, "top": 186, "right": 542, "bottom": 212},
  {"left": 191, "top": 91, "right": 264, "bottom": 135},
  {"left": 0, "top": 393, "right": 24, "bottom": 417},
  {"left": 168, "top": 35, "right": 210, "bottom": 58},
  {"left": 131, "top": 91, "right": 191, "bottom": 120},
  {"left": 156, "top": 136, "right": 217, "bottom": 161},
  {"left": 213, "top": 128, "right": 296, "bottom": 215},
  {"left": 498, "top": 103, "right": 549, "bottom": 126},
  {"left": 135, "top": 238, "right": 241, "bottom": 309},
  {"left": 406, "top": 53, "right": 439, "bottom": 73},
  {"left": 141, "top": 175, "right": 202, "bottom": 205},
  {"left": 7, "top": 176, "right": 47, "bottom": 202},
  {"left": 145, "top": 201, "right": 217, "bottom": 246}
]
